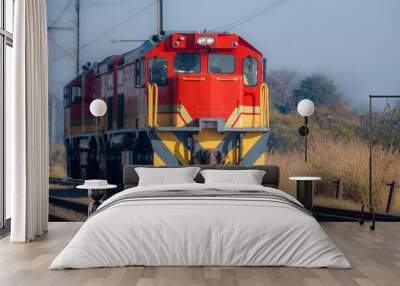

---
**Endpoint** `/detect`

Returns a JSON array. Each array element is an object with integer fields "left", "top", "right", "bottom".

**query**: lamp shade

[
  {"left": 90, "top": 99, "right": 107, "bottom": 117},
  {"left": 297, "top": 99, "right": 315, "bottom": 117}
]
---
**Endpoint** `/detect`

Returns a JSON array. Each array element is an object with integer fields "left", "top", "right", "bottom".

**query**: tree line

[{"left": 266, "top": 70, "right": 400, "bottom": 152}]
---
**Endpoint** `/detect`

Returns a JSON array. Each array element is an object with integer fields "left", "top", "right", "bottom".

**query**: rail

[
  {"left": 147, "top": 83, "right": 159, "bottom": 127},
  {"left": 260, "top": 83, "right": 269, "bottom": 127},
  {"left": 49, "top": 177, "right": 84, "bottom": 186}
]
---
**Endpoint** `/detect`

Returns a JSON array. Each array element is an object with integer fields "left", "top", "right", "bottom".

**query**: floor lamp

[
  {"left": 359, "top": 95, "right": 400, "bottom": 231},
  {"left": 89, "top": 99, "right": 107, "bottom": 177},
  {"left": 297, "top": 99, "right": 315, "bottom": 162}
]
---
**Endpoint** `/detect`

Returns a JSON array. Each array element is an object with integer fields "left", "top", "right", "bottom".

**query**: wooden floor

[{"left": 0, "top": 222, "right": 399, "bottom": 286}]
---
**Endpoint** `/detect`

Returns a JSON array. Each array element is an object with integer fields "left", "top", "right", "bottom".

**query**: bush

[
  {"left": 268, "top": 136, "right": 400, "bottom": 213},
  {"left": 293, "top": 74, "right": 342, "bottom": 108}
]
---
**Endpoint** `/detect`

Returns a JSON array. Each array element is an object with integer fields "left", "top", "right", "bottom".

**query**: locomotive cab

[{"left": 146, "top": 33, "right": 267, "bottom": 129}]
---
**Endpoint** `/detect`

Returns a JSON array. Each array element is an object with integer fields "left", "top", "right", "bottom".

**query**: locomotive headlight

[
  {"left": 197, "top": 36, "right": 215, "bottom": 46},
  {"left": 206, "top": 37, "right": 215, "bottom": 45}
]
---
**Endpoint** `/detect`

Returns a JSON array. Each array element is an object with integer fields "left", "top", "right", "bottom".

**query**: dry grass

[
  {"left": 313, "top": 197, "right": 360, "bottom": 210},
  {"left": 49, "top": 143, "right": 66, "bottom": 178},
  {"left": 268, "top": 136, "right": 400, "bottom": 213},
  {"left": 49, "top": 163, "right": 66, "bottom": 178}
]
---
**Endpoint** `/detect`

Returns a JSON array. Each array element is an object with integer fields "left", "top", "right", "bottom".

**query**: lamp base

[{"left": 359, "top": 204, "right": 376, "bottom": 231}]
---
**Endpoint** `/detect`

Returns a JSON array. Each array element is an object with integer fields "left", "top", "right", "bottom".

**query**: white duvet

[{"left": 50, "top": 183, "right": 351, "bottom": 269}]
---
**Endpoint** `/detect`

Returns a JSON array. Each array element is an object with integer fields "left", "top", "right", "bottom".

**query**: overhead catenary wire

[
  {"left": 48, "top": 36, "right": 75, "bottom": 59},
  {"left": 48, "top": 0, "right": 73, "bottom": 29},
  {"left": 214, "top": 0, "right": 290, "bottom": 31},
  {"left": 81, "top": 0, "right": 132, "bottom": 6},
  {"left": 77, "top": 1, "right": 155, "bottom": 51},
  {"left": 50, "top": 0, "right": 289, "bottom": 63},
  {"left": 50, "top": 0, "right": 156, "bottom": 63}
]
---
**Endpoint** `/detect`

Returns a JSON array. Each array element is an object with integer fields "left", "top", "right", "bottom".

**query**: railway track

[
  {"left": 49, "top": 196, "right": 87, "bottom": 213},
  {"left": 49, "top": 177, "right": 86, "bottom": 221},
  {"left": 49, "top": 177, "right": 84, "bottom": 186},
  {"left": 49, "top": 177, "right": 120, "bottom": 221},
  {"left": 49, "top": 177, "right": 400, "bottom": 222},
  {"left": 49, "top": 195, "right": 88, "bottom": 222},
  {"left": 313, "top": 206, "right": 400, "bottom": 222}
]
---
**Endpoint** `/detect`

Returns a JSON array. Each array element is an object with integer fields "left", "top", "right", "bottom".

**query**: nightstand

[
  {"left": 77, "top": 180, "right": 117, "bottom": 216},
  {"left": 289, "top": 177, "right": 321, "bottom": 210}
]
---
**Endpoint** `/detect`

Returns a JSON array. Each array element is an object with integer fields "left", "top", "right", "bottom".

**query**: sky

[{"left": 47, "top": 0, "right": 400, "bottom": 109}]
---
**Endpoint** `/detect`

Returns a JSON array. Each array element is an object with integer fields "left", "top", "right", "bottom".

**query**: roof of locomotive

[
  {"left": 148, "top": 31, "right": 262, "bottom": 55},
  {"left": 66, "top": 31, "right": 262, "bottom": 85},
  {"left": 116, "top": 30, "right": 264, "bottom": 59}
]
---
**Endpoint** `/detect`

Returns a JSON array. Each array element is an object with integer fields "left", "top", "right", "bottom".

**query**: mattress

[{"left": 50, "top": 183, "right": 351, "bottom": 269}]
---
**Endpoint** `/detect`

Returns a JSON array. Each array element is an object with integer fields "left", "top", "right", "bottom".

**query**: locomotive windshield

[
  {"left": 243, "top": 56, "right": 258, "bottom": 86},
  {"left": 148, "top": 57, "right": 167, "bottom": 86},
  {"left": 208, "top": 54, "right": 235, "bottom": 74},
  {"left": 174, "top": 53, "right": 200, "bottom": 73}
]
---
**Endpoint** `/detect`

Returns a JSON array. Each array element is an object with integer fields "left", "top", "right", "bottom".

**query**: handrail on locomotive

[
  {"left": 147, "top": 83, "right": 159, "bottom": 127},
  {"left": 260, "top": 83, "right": 269, "bottom": 128}
]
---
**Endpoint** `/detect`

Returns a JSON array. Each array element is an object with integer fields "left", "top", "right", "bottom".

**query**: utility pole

[
  {"left": 156, "top": 0, "right": 163, "bottom": 34},
  {"left": 75, "top": 0, "right": 80, "bottom": 76}
]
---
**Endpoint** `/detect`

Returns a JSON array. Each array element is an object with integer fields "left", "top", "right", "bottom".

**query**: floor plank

[{"left": 0, "top": 222, "right": 399, "bottom": 286}]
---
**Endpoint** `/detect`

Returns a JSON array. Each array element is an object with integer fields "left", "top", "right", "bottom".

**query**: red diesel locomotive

[{"left": 64, "top": 32, "right": 270, "bottom": 182}]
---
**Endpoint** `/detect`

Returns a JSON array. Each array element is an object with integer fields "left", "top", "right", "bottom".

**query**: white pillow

[
  {"left": 135, "top": 167, "right": 200, "bottom": 186},
  {"left": 200, "top": 169, "right": 266, "bottom": 185}
]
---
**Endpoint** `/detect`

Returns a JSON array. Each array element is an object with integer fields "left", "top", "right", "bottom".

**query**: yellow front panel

[
  {"left": 254, "top": 152, "right": 267, "bottom": 165},
  {"left": 173, "top": 114, "right": 187, "bottom": 127},
  {"left": 242, "top": 132, "right": 267, "bottom": 165},
  {"left": 234, "top": 114, "right": 262, "bottom": 128},
  {"left": 225, "top": 106, "right": 262, "bottom": 128},
  {"left": 225, "top": 146, "right": 239, "bottom": 164},
  {"left": 195, "top": 129, "right": 225, "bottom": 150},
  {"left": 153, "top": 153, "right": 166, "bottom": 166},
  {"left": 155, "top": 113, "right": 187, "bottom": 127},
  {"left": 155, "top": 132, "right": 190, "bottom": 165}
]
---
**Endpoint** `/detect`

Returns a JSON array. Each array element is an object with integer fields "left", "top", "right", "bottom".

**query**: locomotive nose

[{"left": 175, "top": 74, "right": 243, "bottom": 126}]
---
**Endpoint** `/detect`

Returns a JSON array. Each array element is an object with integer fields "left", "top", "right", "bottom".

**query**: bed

[{"left": 50, "top": 165, "right": 350, "bottom": 269}]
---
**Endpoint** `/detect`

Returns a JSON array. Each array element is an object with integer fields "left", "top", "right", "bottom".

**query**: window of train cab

[
  {"left": 173, "top": 53, "right": 201, "bottom": 73},
  {"left": 148, "top": 57, "right": 167, "bottom": 86},
  {"left": 135, "top": 58, "right": 145, "bottom": 87},
  {"left": 71, "top": 86, "right": 82, "bottom": 104},
  {"left": 243, "top": 56, "right": 258, "bottom": 86},
  {"left": 63, "top": 87, "right": 71, "bottom": 108},
  {"left": 208, "top": 54, "right": 235, "bottom": 74}
]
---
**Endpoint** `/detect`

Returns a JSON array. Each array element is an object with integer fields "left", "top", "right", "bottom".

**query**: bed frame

[{"left": 123, "top": 165, "right": 280, "bottom": 189}]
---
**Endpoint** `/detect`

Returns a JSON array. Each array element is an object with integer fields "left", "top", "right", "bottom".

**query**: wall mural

[{"left": 47, "top": 0, "right": 400, "bottom": 222}]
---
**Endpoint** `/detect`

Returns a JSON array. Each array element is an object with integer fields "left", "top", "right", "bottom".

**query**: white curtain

[{"left": 7, "top": 0, "right": 49, "bottom": 242}]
